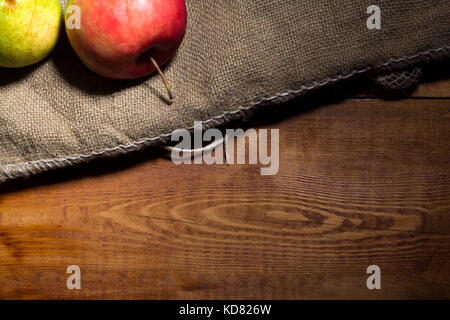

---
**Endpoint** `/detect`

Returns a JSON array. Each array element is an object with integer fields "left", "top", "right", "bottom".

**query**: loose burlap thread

[{"left": 0, "top": 0, "right": 449, "bottom": 183}]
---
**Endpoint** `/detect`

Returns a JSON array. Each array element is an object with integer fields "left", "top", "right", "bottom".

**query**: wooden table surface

[{"left": 0, "top": 69, "right": 449, "bottom": 300}]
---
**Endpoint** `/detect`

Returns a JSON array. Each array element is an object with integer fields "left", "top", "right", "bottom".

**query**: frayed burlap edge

[{"left": 1, "top": 46, "right": 449, "bottom": 184}]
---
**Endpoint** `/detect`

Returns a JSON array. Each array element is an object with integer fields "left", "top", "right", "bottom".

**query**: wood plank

[
  {"left": 0, "top": 98, "right": 449, "bottom": 299},
  {"left": 412, "top": 64, "right": 450, "bottom": 98},
  {"left": 412, "top": 79, "right": 450, "bottom": 98}
]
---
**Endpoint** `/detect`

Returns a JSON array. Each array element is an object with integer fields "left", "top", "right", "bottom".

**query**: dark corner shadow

[
  {"left": 0, "top": 60, "right": 46, "bottom": 87},
  {"left": 0, "top": 62, "right": 448, "bottom": 194},
  {"left": 420, "top": 61, "right": 450, "bottom": 84}
]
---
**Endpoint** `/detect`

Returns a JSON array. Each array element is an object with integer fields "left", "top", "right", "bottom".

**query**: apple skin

[
  {"left": 0, "top": 0, "right": 61, "bottom": 68},
  {"left": 65, "top": 0, "right": 187, "bottom": 79}
]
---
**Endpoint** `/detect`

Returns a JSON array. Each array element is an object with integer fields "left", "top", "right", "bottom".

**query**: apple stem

[{"left": 150, "top": 57, "right": 175, "bottom": 101}]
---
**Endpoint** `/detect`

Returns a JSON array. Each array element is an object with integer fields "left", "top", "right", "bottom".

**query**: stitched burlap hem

[{"left": 0, "top": 1, "right": 449, "bottom": 183}]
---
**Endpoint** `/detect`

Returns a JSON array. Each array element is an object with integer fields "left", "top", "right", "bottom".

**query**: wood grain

[
  {"left": 412, "top": 67, "right": 450, "bottom": 98},
  {"left": 413, "top": 80, "right": 450, "bottom": 97},
  {"left": 0, "top": 79, "right": 449, "bottom": 299}
]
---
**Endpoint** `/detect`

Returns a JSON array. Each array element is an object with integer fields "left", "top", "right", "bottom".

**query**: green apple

[{"left": 0, "top": 0, "right": 61, "bottom": 68}]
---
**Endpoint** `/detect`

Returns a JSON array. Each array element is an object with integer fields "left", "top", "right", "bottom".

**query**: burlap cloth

[{"left": 1, "top": 0, "right": 449, "bottom": 183}]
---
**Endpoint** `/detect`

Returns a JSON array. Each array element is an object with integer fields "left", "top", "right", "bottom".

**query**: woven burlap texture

[{"left": 1, "top": 0, "right": 449, "bottom": 182}]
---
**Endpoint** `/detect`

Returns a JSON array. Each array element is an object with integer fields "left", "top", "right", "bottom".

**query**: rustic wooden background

[{"left": 0, "top": 67, "right": 449, "bottom": 299}]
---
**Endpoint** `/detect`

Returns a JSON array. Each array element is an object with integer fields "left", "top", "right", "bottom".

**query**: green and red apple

[
  {"left": 65, "top": 0, "right": 187, "bottom": 80},
  {"left": 0, "top": 0, "right": 61, "bottom": 68}
]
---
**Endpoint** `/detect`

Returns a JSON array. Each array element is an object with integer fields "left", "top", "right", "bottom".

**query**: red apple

[{"left": 65, "top": 0, "right": 187, "bottom": 97}]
